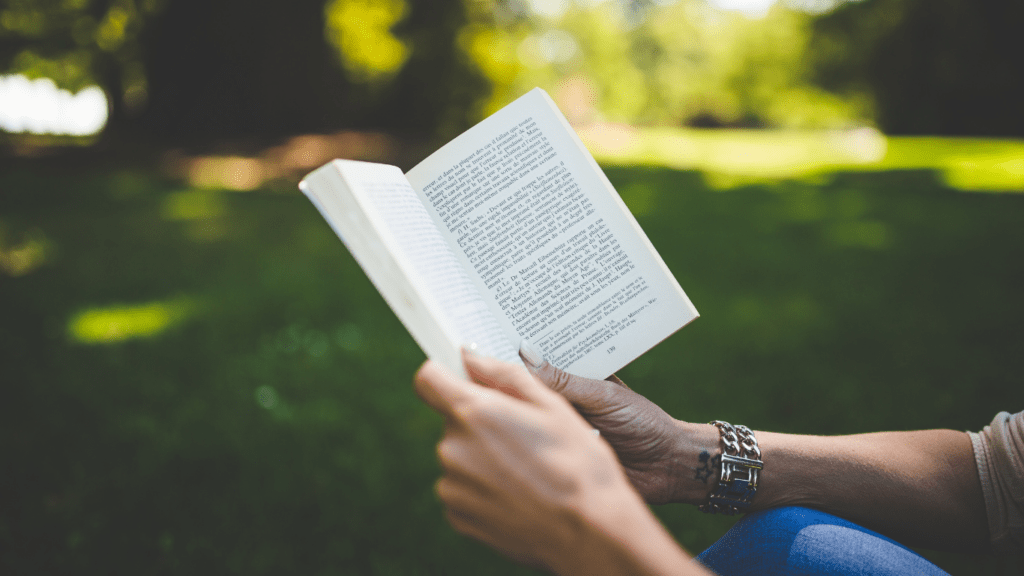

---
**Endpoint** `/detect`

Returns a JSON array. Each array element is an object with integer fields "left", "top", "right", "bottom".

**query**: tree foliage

[
  {"left": 1, "top": 0, "right": 488, "bottom": 148},
  {"left": 0, "top": 0, "right": 158, "bottom": 129},
  {"left": 459, "top": 0, "right": 868, "bottom": 129},
  {"left": 811, "top": 0, "right": 1024, "bottom": 136},
  {"left": 2, "top": 0, "right": 1021, "bottom": 144}
]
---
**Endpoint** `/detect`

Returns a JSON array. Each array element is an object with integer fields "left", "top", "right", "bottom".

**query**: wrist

[{"left": 666, "top": 420, "right": 722, "bottom": 505}]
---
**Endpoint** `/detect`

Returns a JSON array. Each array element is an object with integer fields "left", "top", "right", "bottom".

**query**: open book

[{"left": 300, "top": 88, "right": 697, "bottom": 380}]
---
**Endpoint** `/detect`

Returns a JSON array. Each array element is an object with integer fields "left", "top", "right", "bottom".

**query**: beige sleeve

[{"left": 968, "top": 411, "right": 1024, "bottom": 552}]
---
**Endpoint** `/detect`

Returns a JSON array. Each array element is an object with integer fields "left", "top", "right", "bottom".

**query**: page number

[{"left": 607, "top": 346, "right": 616, "bottom": 354}]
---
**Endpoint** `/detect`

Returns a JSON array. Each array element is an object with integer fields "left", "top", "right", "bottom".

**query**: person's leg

[{"left": 696, "top": 507, "right": 949, "bottom": 576}]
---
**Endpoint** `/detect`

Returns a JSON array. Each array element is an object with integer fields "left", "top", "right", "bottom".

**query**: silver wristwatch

[{"left": 699, "top": 420, "right": 763, "bottom": 515}]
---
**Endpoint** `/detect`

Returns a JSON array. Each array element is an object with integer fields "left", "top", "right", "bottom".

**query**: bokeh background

[{"left": 1, "top": 0, "right": 1022, "bottom": 574}]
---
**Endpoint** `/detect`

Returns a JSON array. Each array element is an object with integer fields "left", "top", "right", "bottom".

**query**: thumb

[
  {"left": 461, "top": 347, "right": 555, "bottom": 407},
  {"left": 518, "top": 341, "right": 628, "bottom": 414}
]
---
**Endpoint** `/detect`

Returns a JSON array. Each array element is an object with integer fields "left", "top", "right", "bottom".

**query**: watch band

[{"left": 699, "top": 420, "right": 763, "bottom": 515}]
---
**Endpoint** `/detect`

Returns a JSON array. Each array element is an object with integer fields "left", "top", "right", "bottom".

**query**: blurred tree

[
  {"left": 139, "top": 0, "right": 489, "bottom": 145},
  {"left": 325, "top": 0, "right": 410, "bottom": 85},
  {"left": 0, "top": 0, "right": 156, "bottom": 129},
  {"left": 459, "top": 0, "right": 866, "bottom": 129},
  {"left": 6, "top": 0, "right": 1022, "bottom": 145},
  {"left": 1, "top": 0, "right": 489, "bottom": 149},
  {"left": 811, "top": 0, "right": 1024, "bottom": 136},
  {"left": 381, "top": 0, "right": 490, "bottom": 139},
  {"left": 134, "top": 0, "right": 354, "bottom": 147}
]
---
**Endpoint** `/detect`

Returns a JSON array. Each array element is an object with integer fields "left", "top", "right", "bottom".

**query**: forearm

[
  {"left": 755, "top": 429, "right": 987, "bottom": 549},
  {"left": 672, "top": 423, "right": 988, "bottom": 552}
]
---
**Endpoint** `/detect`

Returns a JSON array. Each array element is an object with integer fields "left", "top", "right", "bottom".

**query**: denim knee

[{"left": 696, "top": 506, "right": 948, "bottom": 576}]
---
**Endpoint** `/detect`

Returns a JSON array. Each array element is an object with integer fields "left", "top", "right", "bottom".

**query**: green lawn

[{"left": 2, "top": 155, "right": 1022, "bottom": 574}]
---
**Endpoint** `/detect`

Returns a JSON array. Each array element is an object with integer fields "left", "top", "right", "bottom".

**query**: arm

[
  {"left": 414, "top": 351, "right": 711, "bottom": 576},
  {"left": 520, "top": 345, "right": 989, "bottom": 552},
  {"left": 752, "top": 428, "right": 987, "bottom": 550}
]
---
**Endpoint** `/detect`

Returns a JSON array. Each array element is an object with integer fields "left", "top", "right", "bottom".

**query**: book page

[
  {"left": 301, "top": 161, "right": 518, "bottom": 377},
  {"left": 406, "top": 89, "right": 698, "bottom": 379}
]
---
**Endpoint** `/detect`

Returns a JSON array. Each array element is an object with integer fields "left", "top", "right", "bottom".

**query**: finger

[
  {"left": 414, "top": 360, "right": 484, "bottom": 419},
  {"left": 444, "top": 507, "right": 517, "bottom": 558},
  {"left": 519, "top": 344, "right": 624, "bottom": 412},
  {"left": 606, "top": 374, "right": 630, "bottom": 389},
  {"left": 445, "top": 507, "right": 494, "bottom": 543},
  {"left": 462, "top": 348, "right": 557, "bottom": 407},
  {"left": 444, "top": 506, "right": 546, "bottom": 570},
  {"left": 435, "top": 435, "right": 503, "bottom": 496},
  {"left": 443, "top": 506, "right": 516, "bottom": 555},
  {"left": 435, "top": 474, "right": 496, "bottom": 517},
  {"left": 519, "top": 339, "right": 599, "bottom": 397}
]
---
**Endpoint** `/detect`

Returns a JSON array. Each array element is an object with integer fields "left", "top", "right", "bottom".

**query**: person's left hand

[
  {"left": 414, "top": 350, "right": 695, "bottom": 576},
  {"left": 519, "top": 346, "right": 717, "bottom": 506}
]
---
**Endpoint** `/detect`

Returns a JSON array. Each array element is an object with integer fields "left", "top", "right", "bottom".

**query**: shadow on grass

[{"left": 1, "top": 166, "right": 1021, "bottom": 574}]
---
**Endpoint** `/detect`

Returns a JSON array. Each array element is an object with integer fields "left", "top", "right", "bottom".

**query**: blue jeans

[{"left": 696, "top": 507, "right": 949, "bottom": 576}]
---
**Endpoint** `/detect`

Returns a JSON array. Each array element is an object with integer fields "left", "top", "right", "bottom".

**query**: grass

[
  {"left": 580, "top": 126, "right": 1024, "bottom": 193},
  {"left": 1, "top": 145, "right": 1022, "bottom": 574}
]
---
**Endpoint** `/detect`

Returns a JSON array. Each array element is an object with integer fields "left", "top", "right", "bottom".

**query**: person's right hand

[
  {"left": 519, "top": 343, "right": 718, "bottom": 505},
  {"left": 414, "top": 350, "right": 704, "bottom": 576}
]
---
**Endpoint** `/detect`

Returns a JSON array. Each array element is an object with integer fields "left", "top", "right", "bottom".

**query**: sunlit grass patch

[
  {"left": 580, "top": 125, "right": 887, "bottom": 179},
  {"left": 186, "top": 157, "right": 265, "bottom": 191},
  {"left": 67, "top": 298, "right": 195, "bottom": 344},
  {"left": 160, "top": 190, "right": 233, "bottom": 242},
  {"left": 582, "top": 125, "right": 1024, "bottom": 192},
  {"left": 0, "top": 227, "right": 51, "bottom": 277},
  {"left": 883, "top": 138, "right": 1024, "bottom": 192},
  {"left": 160, "top": 190, "right": 227, "bottom": 221}
]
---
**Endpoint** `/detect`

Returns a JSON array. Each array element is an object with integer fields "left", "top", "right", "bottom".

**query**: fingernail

[
  {"left": 519, "top": 340, "right": 543, "bottom": 368},
  {"left": 462, "top": 342, "right": 478, "bottom": 355}
]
